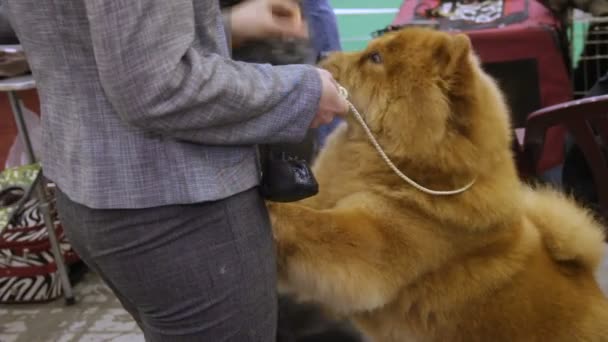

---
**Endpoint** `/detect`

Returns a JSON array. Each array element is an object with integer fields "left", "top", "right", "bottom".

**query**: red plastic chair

[{"left": 516, "top": 94, "right": 608, "bottom": 219}]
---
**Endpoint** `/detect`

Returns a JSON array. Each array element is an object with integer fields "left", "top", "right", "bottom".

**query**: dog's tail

[{"left": 523, "top": 185, "right": 606, "bottom": 273}]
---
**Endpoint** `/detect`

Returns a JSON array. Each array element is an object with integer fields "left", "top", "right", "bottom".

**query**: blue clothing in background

[
  {"left": 302, "top": 0, "right": 342, "bottom": 56},
  {"left": 302, "top": 0, "right": 344, "bottom": 146}
]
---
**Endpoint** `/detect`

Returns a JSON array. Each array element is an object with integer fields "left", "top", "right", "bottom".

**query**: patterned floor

[{"left": 1, "top": 271, "right": 144, "bottom": 342}]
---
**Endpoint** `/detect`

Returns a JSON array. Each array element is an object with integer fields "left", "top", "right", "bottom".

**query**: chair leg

[
  {"left": 35, "top": 181, "right": 76, "bottom": 305},
  {"left": 7, "top": 92, "right": 36, "bottom": 162},
  {"left": 8, "top": 90, "right": 76, "bottom": 305}
]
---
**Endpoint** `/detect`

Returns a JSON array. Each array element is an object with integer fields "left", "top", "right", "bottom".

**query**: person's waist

[{"left": 44, "top": 150, "right": 261, "bottom": 209}]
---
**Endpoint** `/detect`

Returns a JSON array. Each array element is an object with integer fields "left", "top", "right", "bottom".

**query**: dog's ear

[
  {"left": 434, "top": 33, "right": 472, "bottom": 79},
  {"left": 432, "top": 34, "right": 475, "bottom": 135}
]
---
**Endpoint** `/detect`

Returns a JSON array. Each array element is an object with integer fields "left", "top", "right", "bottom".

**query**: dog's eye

[{"left": 369, "top": 52, "right": 383, "bottom": 64}]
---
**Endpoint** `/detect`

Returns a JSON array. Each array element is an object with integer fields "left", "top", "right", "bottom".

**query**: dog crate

[
  {"left": 569, "top": 11, "right": 608, "bottom": 98},
  {"left": 387, "top": 0, "right": 571, "bottom": 173}
]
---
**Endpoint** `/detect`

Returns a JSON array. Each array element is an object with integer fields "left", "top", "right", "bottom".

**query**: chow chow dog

[{"left": 268, "top": 28, "right": 608, "bottom": 341}]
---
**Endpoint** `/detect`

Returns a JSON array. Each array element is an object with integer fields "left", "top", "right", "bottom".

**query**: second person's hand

[{"left": 227, "top": 0, "right": 308, "bottom": 48}]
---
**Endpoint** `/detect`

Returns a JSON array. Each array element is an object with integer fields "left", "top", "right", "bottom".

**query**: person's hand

[
  {"left": 227, "top": 0, "right": 308, "bottom": 48},
  {"left": 310, "top": 68, "right": 349, "bottom": 128}
]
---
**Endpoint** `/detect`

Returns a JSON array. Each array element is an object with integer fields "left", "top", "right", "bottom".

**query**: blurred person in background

[{"left": 221, "top": 0, "right": 319, "bottom": 163}]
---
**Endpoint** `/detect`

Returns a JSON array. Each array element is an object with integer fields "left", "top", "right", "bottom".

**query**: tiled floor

[
  {"left": 2, "top": 246, "right": 608, "bottom": 342},
  {"left": 0, "top": 271, "right": 144, "bottom": 342}
]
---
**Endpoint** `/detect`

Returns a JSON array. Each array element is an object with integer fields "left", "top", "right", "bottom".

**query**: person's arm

[{"left": 84, "top": 0, "right": 320, "bottom": 145}]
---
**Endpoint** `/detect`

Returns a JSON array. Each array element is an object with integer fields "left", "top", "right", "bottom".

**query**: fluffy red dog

[{"left": 268, "top": 28, "right": 608, "bottom": 341}]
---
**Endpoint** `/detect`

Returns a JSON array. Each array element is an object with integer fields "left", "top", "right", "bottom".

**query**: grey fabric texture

[
  {"left": 56, "top": 187, "right": 278, "bottom": 341},
  {"left": 5, "top": 0, "right": 322, "bottom": 209}
]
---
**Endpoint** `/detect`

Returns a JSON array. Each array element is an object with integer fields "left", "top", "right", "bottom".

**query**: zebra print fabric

[{"left": 0, "top": 189, "right": 79, "bottom": 303}]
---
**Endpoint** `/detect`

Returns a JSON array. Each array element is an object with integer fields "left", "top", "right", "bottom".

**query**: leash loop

[{"left": 336, "top": 85, "right": 476, "bottom": 196}]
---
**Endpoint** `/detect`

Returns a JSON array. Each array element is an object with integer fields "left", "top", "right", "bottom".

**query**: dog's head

[{"left": 320, "top": 28, "right": 513, "bottom": 178}]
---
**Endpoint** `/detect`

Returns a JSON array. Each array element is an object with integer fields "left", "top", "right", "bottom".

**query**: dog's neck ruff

[{"left": 337, "top": 85, "right": 476, "bottom": 196}]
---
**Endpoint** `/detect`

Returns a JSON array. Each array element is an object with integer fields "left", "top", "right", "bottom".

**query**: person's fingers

[
  {"left": 309, "top": 117, "right": 321, "bottom": 128},
  {"left": 289, "top": 18, "right": 309, "bottom": 39},
  {"left": 310, "top": 116, "right": 323, "bottom": 128},
  {"left": 321, "top": 73, "right": 350, "bottom": 114},
  {"left": 266, "top": 20, "right": 308, "bottom": 40},
  {"left": 269, "top": 0, "right": 300, "bottom": 19},
  {"left": 310, "top": 111, "right": 335, "bottom": 128},
  {"left": 318, "top": 68, "right": 332, "bottom": 79},
  {"left": 268, "top": 1, "right": 307, "bottom": 39},
  {"left": 328, "top": 84, "right": 349, "bottom": 115},
  {"left": 269, "top": 0, "right": 299, "bottom": 30},
  {"left": 312, "top": 67, "right": 349, "bottom": 128},
  {"left": 320, "top": 112, "right": 334, "bottom": 125},
  {"left": 336, "top": 97, "right": 350, "bottom": 115}
]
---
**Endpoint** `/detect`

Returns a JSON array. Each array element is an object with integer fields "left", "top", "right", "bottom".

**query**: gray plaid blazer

[{"left": 5, "top": 0, "right": 321, "bottom": 209}]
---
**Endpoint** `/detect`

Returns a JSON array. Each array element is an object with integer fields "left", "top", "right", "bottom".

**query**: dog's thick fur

[{"left": 268, "top": 28, "right": 608, "bottom": 341}]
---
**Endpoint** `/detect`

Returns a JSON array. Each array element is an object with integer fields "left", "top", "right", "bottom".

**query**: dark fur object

[
  {"left": 277, "top": 296, "right": 363, "bottom": 342},
  {"left": 233, "top": 38, "right": 316, "bottom": 65}
]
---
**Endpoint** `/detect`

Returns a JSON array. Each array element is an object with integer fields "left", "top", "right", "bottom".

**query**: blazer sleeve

[{"left": 84, "top": 0, "right": 321, "bottom": 145}]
